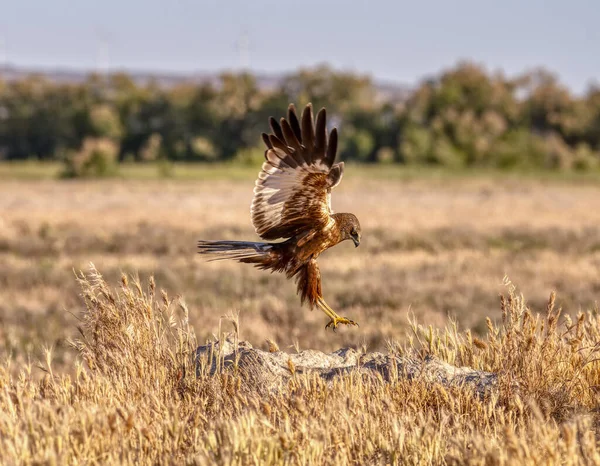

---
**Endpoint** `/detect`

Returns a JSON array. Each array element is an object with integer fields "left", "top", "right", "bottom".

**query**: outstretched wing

[{"left": 251, "top": 103, "right": 345, "bottom": 241}]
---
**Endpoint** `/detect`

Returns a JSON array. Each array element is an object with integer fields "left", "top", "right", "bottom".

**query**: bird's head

[{"left": 336, "top": 213, "right": 362, "bottom": 247}]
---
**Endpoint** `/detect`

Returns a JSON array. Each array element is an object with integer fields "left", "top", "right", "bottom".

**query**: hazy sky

[{"left": 1, "top": 0, "right": 598, "bottom": 92}]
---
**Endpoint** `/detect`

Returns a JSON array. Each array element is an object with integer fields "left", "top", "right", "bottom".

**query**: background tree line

[{"left": 1, "top": 62, "right": 600, "bottom": 175}]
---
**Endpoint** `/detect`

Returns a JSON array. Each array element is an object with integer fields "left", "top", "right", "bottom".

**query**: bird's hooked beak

[{"left": 352, "top": 234, "right": 361, "bottom": 248}]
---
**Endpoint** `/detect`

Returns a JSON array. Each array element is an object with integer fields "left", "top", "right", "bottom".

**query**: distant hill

[{"left": 0, "top": 64, "right": 411, "bottom": 102}]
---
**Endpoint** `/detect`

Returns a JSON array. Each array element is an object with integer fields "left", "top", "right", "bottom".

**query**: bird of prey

[{"left": 198, "top": 103, "right": 361, "bottom": 330}]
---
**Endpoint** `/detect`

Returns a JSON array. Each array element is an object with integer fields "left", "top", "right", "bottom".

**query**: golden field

[
  {"left": 1, "top": 165, "right": 600, "bottom": 464},
  {"left": 2, "top": 166, "right": 600, "bottom": 368}
]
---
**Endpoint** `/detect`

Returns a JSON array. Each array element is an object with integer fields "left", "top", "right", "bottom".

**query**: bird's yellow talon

[{"left": 325, "top": 316, "right": 358, "bottom": 331}]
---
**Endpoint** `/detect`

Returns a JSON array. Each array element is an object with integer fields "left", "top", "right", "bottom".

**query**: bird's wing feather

[{"left": 252, "top": 103, "right": 345, "bottom": 240}]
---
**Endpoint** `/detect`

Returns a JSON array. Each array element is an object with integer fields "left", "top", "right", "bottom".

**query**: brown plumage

[{"left": 198, "top": 103, "right": 362, "bottom": 330}]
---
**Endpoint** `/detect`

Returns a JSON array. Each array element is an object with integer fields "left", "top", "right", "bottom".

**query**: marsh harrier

[{"left": 198, "top": 103, "right": 361, "bottom": 330}]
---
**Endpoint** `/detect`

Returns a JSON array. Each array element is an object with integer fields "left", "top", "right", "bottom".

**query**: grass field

[{"left": 1, "top": 163, "right": 600, "bottom": 463}]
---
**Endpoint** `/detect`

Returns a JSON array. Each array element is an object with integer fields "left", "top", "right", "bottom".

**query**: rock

[{"left": 195, "top": 335, "right": 499, "bottom": 399}]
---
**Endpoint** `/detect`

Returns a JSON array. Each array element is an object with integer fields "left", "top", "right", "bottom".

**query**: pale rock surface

[{"left": 196, "top": 336, "right": 499, "bottom": 399}]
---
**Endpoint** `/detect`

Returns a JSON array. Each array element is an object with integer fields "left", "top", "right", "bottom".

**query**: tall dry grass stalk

[{"left": 1, "top": 265, "right": 600, "bottom": 464}]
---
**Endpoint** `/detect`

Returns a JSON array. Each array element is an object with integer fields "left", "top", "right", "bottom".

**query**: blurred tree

[
  {"left": 0, "top": 63, "right": 598, "bottom": 171},
  {"left": 89, "top": 104, "right": 123, "bottom": 140},
  {"left": 281, "top": 65, "right": 376, "bottom": 113},
  {"left": 62, "top": 137, "right": 119, "bottom": 178},
  {"left": 399, "top": 124, "right": 433, "bottom": 164},
  {"left": 211, "top": 72, "right": 262, "bottom": 159}
]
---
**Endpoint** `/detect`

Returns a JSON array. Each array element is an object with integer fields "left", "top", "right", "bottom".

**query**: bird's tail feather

[{"left": 197, "top": 240, "right": 272, "bottom": 262}]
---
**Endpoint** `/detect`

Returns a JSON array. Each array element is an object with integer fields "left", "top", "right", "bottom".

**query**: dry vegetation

[
  {"left": 2, "top": 170, "right": 600, "bottom": 369},
  {"left": 2, "top": 265, "right": 600, "bottom": 464},
  {"left": 1, "top": 169, "right": 600, "bottom": 463}
]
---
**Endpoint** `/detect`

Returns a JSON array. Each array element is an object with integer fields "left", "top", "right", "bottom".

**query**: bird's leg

[{"left": 317, "top": 298, "right": 358, "bottom": 331}]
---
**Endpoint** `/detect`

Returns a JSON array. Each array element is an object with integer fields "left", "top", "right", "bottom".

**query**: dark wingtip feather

[
  {"left": 262, "top": 133, "right": 272, "bottom": 149},
  {"left": 287, "top": 104, "right": 302, "bottom": 143},
  {"left": 264, "top": 103, "right": 334, "bottom": 168},
  {"left": 301, "top": 103, "right": 315, "bottom": 148},
  {"left": 269, "top": 117, "right": 285, "bottom": 141},
  {"left": 268, "top": 134, "right": 289, "bottom": 153},
  {"left": 315, "top": 108, "right": 327, "bottom": 156},
  {"left": 280, "top": 117, "right": 301, "bottom": 150},
  {"left": 325, "top": 128, "right": 338, "bottom": 167}
]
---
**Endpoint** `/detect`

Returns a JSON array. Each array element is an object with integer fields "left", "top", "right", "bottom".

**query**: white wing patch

[
  {"left": 253, "top": 166, "right": 304, "bottom": 232},
  {"left": 251, "top": 151, "right": 342, "bottom": 240},
  {"left": 251, "top": 105, "right": 345, "bottom": 240}
]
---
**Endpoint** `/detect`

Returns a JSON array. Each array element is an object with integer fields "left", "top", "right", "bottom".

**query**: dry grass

[
  {"left": 1, "top": 266, "right": 600, "bottom": 464},
  {"left": 1, "top": 173, "right": 600, "bottom": 372},
  {"left": 1, "top": 170, "right": 600, "bottom": 463}
]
